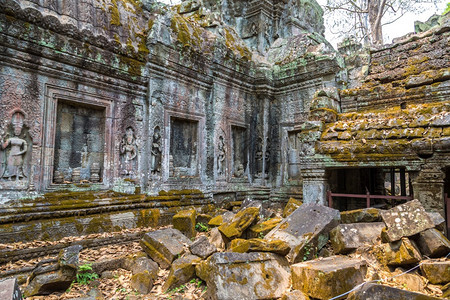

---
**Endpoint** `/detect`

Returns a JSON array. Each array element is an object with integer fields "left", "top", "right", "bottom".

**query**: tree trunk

[{"left": 368, "top": 0, "right": 384, "bottom": 45}]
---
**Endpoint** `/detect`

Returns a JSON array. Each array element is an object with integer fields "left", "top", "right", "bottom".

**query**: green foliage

[
  {"left": 444, "top": 2, "right": 450, "bottom": 15},
  {"left": 195, "top": 222, "right": 209, "bottom": 232},
  {"left": 76, "top": 263, "right": 99, "bottom": 285}
]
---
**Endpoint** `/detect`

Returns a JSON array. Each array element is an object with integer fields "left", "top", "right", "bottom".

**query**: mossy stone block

[{"left": 173, "top": 209, "right": 196, "bottom": 239}]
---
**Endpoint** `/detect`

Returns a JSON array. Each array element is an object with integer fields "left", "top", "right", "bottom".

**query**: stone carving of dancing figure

[
  {"left": 217, "top": 135, "right": 226, "bottom": 176},
  {"left": 1, "top": 112, "right": 28, "bottom": 181},
  {"left": 151, "top": 126, "right": 162, "bottom": 175},
  {"left": 120, "top": 127, "right": 137, "bottom": 177}
]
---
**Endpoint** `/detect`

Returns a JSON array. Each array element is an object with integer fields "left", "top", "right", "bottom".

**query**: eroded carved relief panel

[
  {"left": 53, "top": 101, "right": 105, "bottom": 183},
  {"left": 170, "top": 118, "right": 198, "bottom": 178},
  {"left": 231, "top": 126, "right": 247, "bottom": 179}
]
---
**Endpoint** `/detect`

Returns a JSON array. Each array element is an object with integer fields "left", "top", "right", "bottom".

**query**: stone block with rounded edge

[
  {"left": 196, "top": 252, "right": 291, "bottom": 300},
  {"left": 140, "top": 228, "right": 192, "bottom": 269},
  {"left": 265, "top": 203, "right": 340, "bottom": 263},
  {"left": 283, "top": 198, "right": 303, "bottom": 218},
  {"left": 24, "top": 267, "right": 76, "bottom": 296},
  {"left": 340, "top": 208, "right": 381, "bottom": 223},
  {"left": 330, "top": 222, "right": 385, "bottom": 254},
  {"left": 420, "top": 259, "right": 450, "bottom": 284},
  {"left": 162, "top": 254, "right": 201, "bottom": 292},
  {"left": 131, "top": 271, "right": 154, "bottom": 294},
  {"left": 347, "top": 282, "right": 441, "bottom": 300},
  {"left": 173, "top": 209, "right": 196, "bottom": 239},
  {"left": 291, "top": 256, "right": 367, "bottom": 300},
  {"left": 189, "top": 235, "right": 217, "bottom": 259},
  {"left": 374, "top": 237, "right": 422, "bottom": 266},
  {"left": 380, "top": 200, "right": 434, "bottom": 242},
  {"left": 415, "top": 228, "right": 450, "bottom": 258},
  {"left": 218, "top": 207, "right": 259, "bottom": 239}
]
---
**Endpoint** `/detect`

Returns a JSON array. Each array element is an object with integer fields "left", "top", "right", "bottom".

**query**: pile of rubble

[{"left": 2, "top": 198, "right": 449, "bottom": 299}]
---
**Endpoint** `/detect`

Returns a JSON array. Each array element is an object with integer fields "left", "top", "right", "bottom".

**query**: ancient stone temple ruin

[{"left": 0, "top": 0, "right": 449, "bottom": 240}]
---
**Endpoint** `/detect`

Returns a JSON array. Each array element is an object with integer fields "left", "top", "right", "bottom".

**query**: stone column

[
  {"left": 302, "top": 169, "right": 328, "bottom": 205},
  {"left": 412, "top": 166, "right": 445, "bottom": 213}
]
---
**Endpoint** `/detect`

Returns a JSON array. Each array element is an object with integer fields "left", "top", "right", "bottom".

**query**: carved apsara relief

[
  {"left": 1, "top": 111, "right": 29, "bottom": 181},
  {"left": 120, "top": 127, "right": 138, "bottom": 178}
]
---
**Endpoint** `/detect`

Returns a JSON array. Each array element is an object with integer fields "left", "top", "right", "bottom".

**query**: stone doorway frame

[
  {"left": 163, "top": 109, "right": 205, "bottom": 183},
  {"left": 41, "top": 84, "right": 115, "bottom": 190}
]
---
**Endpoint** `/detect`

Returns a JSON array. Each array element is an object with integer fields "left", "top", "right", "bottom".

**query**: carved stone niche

[
  {"left": 231, "top": 126, "right": 248, "bottom": 180},
  {"left": 0, "top": 110, "right": 32, "bottom": 189},
  {"left": 170, "top": 117, "right": 199, "bottom": 178},
  {"left": 287, "top": 130, "right": 301, "bottom": 180},
  {"left": 53, "top": 101, "right": 105, "bottom": 184}
]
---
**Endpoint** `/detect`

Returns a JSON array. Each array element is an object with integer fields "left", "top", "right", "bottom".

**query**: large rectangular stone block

[
  {"left": 140, "top": 228, "right": 192, "bottom": 269},
  {"left": 291, "top": 256, "right": 368, "bottom": 300},
  {"left": 265, "top": 203, "right": 340, "bottom": 263},
  {"left": 380, "top": 200, "right": 434, "bottom": 242},
  {"left": 196, "top": 252, "right": 290, "bottom": 300},
  {"left": 330, "top": 222, "right": 385, "bottom": 254}
]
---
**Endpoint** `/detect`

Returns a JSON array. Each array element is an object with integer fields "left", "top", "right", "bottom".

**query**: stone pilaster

[
  {"left": 412, "top": 166, "right": 446, "bottom": 213},
  {"left": 302, "top": 169, "right": 329, "bottom": 205}
]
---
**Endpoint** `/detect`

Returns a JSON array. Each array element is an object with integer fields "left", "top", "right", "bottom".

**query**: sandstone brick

[{"left": 291, "top": 256, "right": 367, "bottom": 300}]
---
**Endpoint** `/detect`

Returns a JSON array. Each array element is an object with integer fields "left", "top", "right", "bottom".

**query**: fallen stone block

[
  {"left": 240, "top": 198, "right": 273, "bottom": 220},
  {"left": 24, "top": 268, "right": 76, "bottom": 296},
  {"left": 265, "top": 203, "right": 340, "bottom": 263},
  {"left": 415, "top": 228, "right": 450, "bottom": 258},
  {"left": 91, "top": 257, "right": 125, "bottom": 275},
  {"left": 140, "top": 228, "right": 191, "bottom": 269},
  {"left": 427, "top": 212, "right": 445, "bottom": 231},
  {"left": 374, "top": 238, "right": 422, "bottom": 266},
  {"left": 123, "top": 253, "right": 158, "bottom": 277},
  {"left": 209, "top": 227, "right": 226, "bottom": 251},
  {"left": 291, "top": 256, "right": 367, "bottom": 300},
  {"left": 380, "top": 200, "right": 434, "bottom": 242},
  {"left": 283, "top": 198, "right": 303, "bottom": 218},
  {"left": 196, "top": 252, "right": 290, "bottom": 300},
  {"left": 340, "top": 208, "right": 381, "bottom": 223},
  {"left": 162, "top": 254, "right": 201, "bottom": 292},
  {"left": 248, "top": 217, "right": 282, "bottom": 238},
  {"left": 58, "top": 245, "right": 83, "bottom": 269},
  {"left": 196, "top": 213, "right": 212, "bottom": 225},
  {"left": 420, "top": 260, "right": 450, "bottom": 284},
  {"left": 330, "top": 222, "right": 385, "bottom": 254},
  {"left": 281, "top": 290, "right": 309, "bottom": 300},
  {"left": 347, "top": 282, "right": 441, "bottom": 300},
  {"left": 208, "top": 211, "right": 235, "bottom": 227},
  {"left": 218, "top": 207, "right": 260, "bottom": 239},
  {"left": 189, "top": 235, "right": 217, "bottom": 259},
  {"left": 131, "top": 271, "right": 154, "bottom": 294},
  {"left": 0, "top": 278, "right": 22, "bottom": 300},
  {"left": 230, "top": 238, "right": 290, "bottom": 256},
  {"left": 391, "top": 270, "right": 426, "bottom": 293},
  {"left": 173, "top": 209, "right": 196, "bottom": 239}
]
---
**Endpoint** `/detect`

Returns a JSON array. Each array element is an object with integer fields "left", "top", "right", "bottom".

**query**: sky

[{"left": 159, "top": 0, "right": 448, "bottom": 47}]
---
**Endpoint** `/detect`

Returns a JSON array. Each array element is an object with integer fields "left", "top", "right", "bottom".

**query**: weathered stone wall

[{"left": 1, "top": 0, "right": 448, "bottom": 224}]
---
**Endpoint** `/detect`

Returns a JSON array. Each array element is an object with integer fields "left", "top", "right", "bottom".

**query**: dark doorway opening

[{"left": 328, "top": 167, "right": 412, "bottom": 211}]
